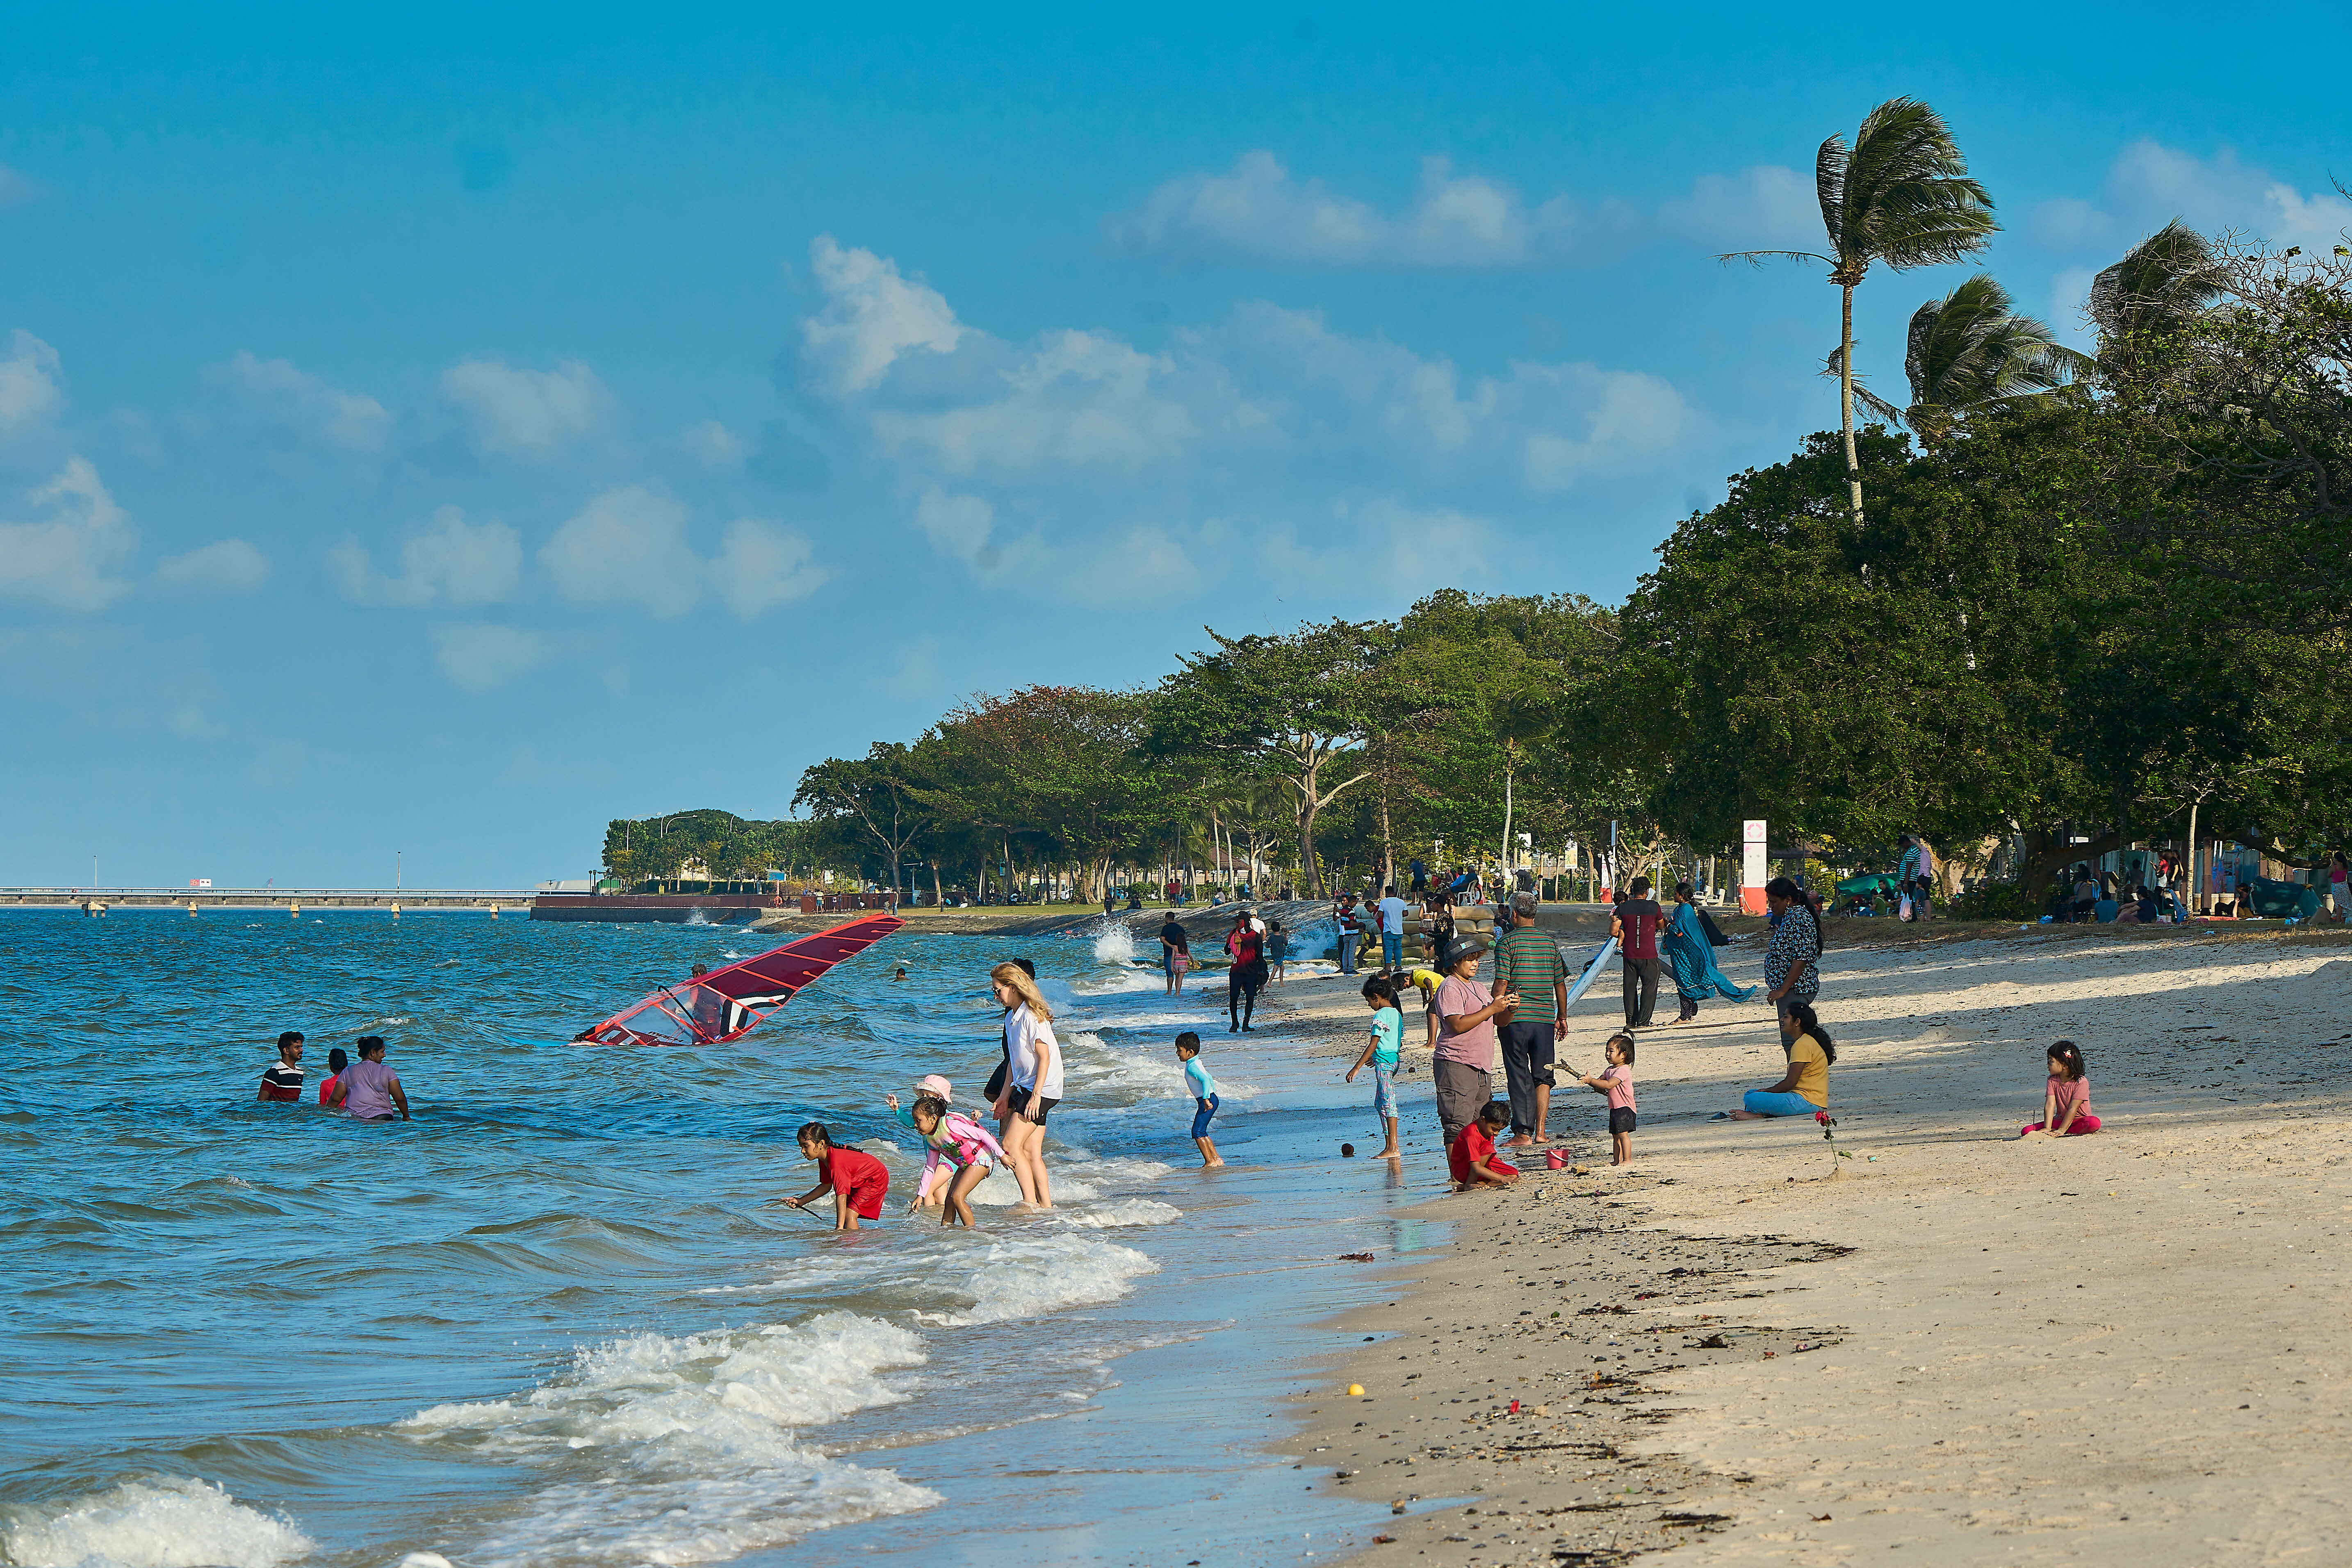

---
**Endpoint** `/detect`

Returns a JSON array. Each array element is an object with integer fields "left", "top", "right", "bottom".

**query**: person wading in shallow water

[
  {"left": 327, "top": 1036, "right": 411, "bottom": 1122},
  {"left": 989, "top": 961, "right": 1062, "bottom": 1208},
  {"left": 258, "top": 1031, "right": 306, "bottom": 1102},
  {"left": 1224, "top": 912, "right": 1267, "bottom": 1032}
]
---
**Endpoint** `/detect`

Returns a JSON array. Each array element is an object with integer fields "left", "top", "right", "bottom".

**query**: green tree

[
  {"left": 1725, "top": 96, "right": 1999, "bottom": 526},
  {"left": 793, "top": 744, "right": 930, "bottom": 901},
  {"left": 1150, "top": 620, "right": 1390, "bottom": 898},
  {"left": 1885, "top": 273, "right": 2088, "bottom": 444}
]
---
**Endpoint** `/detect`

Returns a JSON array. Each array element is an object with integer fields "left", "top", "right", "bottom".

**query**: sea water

[{"left": 0, "top": 914, "right": 1449, "bottom": 1566}]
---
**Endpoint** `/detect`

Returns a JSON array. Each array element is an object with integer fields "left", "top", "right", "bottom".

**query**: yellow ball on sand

[{"left": 1347, "top": 1384, "right": 1365, "bottom": 1396}]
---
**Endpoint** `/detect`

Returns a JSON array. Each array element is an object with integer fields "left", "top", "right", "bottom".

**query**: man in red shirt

[
  {"left": 785, "top": 1122, "right": 891, "bottom": 1230},
  {"left": 1612, "top": 876, "right": 1664, "bottom": 1028}
]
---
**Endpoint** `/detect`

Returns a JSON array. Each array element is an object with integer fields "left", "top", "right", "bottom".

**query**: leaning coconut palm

[
  {"left": 1900, "top": 274, "right": 2092, "bottom": 444},
  {"left": 2090, "top": 219, "right": 2224, "bottom": 365},
  {"left": 1724, "top": 97, "right": 1999, "bottom": 525}
]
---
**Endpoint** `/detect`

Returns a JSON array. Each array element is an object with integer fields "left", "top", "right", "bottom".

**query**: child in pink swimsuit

[{"left": 2020, "top": 1039, "right": 2100, "bottom": 1136}]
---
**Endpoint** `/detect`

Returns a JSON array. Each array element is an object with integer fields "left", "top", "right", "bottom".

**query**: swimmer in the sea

[{"left": 259, "top": 1031, "right": 306, "bottom": 1102}]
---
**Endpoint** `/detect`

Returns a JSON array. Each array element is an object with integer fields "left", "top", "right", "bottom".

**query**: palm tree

[
  {"left": 1725, "top": 97, "right": 1999, "bottom": 524},
  {"left": 1883, "top": 274, "right": 2091, "bottom": 444},
  {"left": 2089, "top": 219, "right": 2224, "bottom": 359}
]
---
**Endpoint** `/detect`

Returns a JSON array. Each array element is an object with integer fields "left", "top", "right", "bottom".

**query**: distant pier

[{"left": 0, "top": 887, "right": 530, "bottom": 913}]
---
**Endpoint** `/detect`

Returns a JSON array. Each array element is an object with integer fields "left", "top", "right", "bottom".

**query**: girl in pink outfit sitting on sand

[{"left": 2020, "top": 1039, "right": 2100, "bottom": 1137}]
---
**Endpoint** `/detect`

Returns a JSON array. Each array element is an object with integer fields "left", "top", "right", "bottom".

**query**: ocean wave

[
  {"left": 399, "top": 1313, "right": 937, "bottom": 1564},
  {"left": 0, "top": 1476, "right": 312, "bottom": 1568},
  {"left": 1089, "top": 925, "right": 1137, "bottom": 965},
  {"left": 932, "top": 1233, "right": 1159, "bottom": 1325},
  {"left": 1057, "top": 1199, "right": 1183, "bottom": 1228}
]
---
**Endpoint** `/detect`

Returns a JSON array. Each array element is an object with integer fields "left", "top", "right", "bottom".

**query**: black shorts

[
  {"left": 1609, "top": 1107, "right": 1637, "bottom": 1135},
  {"left": 1005, "top": 1085, "right": 1060, "bottom": 1124}
]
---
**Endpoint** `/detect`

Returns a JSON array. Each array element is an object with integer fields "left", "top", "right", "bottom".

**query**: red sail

[{"left": 574, "top": 912, "right": 905, "bottom": 1046}]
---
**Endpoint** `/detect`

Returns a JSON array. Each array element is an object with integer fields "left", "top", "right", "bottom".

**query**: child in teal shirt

[
  {"left": 1345, "top": 975, "right": 1404, "bottom": 1159},
  {"left": 1176, "top": 1031, "right": 1223, "bottom": 1168}
]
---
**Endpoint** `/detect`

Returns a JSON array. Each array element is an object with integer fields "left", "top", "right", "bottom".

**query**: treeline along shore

[{"left": 602, "top": 130, "right": 2351, "bottom": 918}]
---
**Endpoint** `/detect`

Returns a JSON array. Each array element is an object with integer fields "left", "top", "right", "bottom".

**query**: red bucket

[{"left": 1545, "top": 1149, "right": 1568, "bottom": 1170}]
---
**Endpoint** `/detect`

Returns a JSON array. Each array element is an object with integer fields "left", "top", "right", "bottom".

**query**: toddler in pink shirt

[{"left": 2020, "top": 1039, "right": 2099, "bottom": 1137}]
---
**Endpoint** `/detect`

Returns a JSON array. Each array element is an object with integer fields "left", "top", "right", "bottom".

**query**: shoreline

[{"left": 1246, "top": 932, "right": 2352, "bottom": 1564}]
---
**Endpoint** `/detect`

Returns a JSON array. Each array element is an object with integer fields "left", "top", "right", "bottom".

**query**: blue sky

[{"left": 4, "top": 3, "right": 2347, "bottom": 887}]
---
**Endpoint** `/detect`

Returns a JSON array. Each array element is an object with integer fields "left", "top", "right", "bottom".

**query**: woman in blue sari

[{"left": 1662, "top": 882, "right": 1756, "bottom": 1022}]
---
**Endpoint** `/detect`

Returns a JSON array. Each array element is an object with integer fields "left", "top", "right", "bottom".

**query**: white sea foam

[
  {"left": 1090, "top": 923, "right": 1137, "bottom": 964},
  {"left": 399, "top": 1313, "right": 939, "bottom": 1565},
  {"left": 0, "top": 1476, "right": 313, "bottom": 1568},
  {"left": 935, "top": 1233, "right": 1160, "bottom": 1325},
  {"left": 1057, "top": 1199, "right": 1183, "bottom": 1228}
]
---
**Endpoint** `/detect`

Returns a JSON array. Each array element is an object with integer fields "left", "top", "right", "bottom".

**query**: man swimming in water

[{"left": 258, "top": 1032, "right": 306, "bottom": 1102}]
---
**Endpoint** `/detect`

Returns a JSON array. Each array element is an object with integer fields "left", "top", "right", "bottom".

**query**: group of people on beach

[
  {"left": 255, "top": 1030, "right": 412, "bottom": 1120},
  {"left": 786, "top": 959, "right": 1069, "bottom": 1228},
  {"left": 1323, "top": 870, "right": 2101, "bottom": 1191}
]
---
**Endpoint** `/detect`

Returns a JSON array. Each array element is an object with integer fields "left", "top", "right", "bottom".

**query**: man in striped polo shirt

[
  {"left": 1490, "top": 892, "right": 1569, "bottom": 1146},
  {"left": 258, "top": 1031, "right": 306, "bottom": 1102}
]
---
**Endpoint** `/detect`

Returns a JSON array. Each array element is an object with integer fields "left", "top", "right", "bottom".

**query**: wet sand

[{"left": 1258, "top": 928, "right": 2352, "bottom": 1565}]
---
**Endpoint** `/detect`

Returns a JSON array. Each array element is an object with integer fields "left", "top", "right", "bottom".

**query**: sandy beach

[{"left": 1250, "top": 922, "right": 2352, "bottom": 1565}]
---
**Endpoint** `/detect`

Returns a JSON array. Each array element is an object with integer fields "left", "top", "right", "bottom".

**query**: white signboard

[{"left": 1740, "top": 819, "right": 1767, "bottom": 898}]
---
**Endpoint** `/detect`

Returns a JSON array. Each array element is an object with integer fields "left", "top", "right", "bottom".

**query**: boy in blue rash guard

[{"left": 1176, "top": 1031, "right": 1223, "bottom": 1169}]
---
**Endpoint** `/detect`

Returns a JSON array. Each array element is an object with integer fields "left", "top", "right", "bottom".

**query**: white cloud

[
  {"left": 439, "top": 358, "right": 612, "bottom": 458},
  {"left": 538, "top": 485, "right": 692, "bottom": 612},
  {"left": 0, "top": 329, "right": 64, "bottom": 440},
  {"left": 225, "top": 351, "right": 392, "bottom": 453},
  {"left": 1109, "top": 150, "right": 1579, "bottom": 268},
  {"left": 1229, "top": 302, "right": 1685, "bottom": 488},
  {"left": 798, "top": 241, "right": 1691, "bottom": 597},
  {"left": 715, "top": 518, "right": 829, "bottom": 618},
  {"left": 2035, "top": 140, "right": 2352, "bottom": 255},
  {"left": 329, "top": 505, "right": 522, "bottom": 608},
  {"left": 429, "top": 622, "right": 556, "bottom": 691},
  {"left": 153, "top": 539, "right": 269, "bottom": 595},
  {"left": 800, "top": 235, "right": 966, "bottom": 395},
  {"left": 1659, "top": 165, "right": 1817, "bottom": 248},
  {"left": 0, "top": 164, "right": 41, "bottom": 211},
  {"left": 1108, "top": 153, "right": 1818, "bottom": 269},
  {"left": 913, "top": 488, "right": 995, "bottom": 561},
  {"left": 0, "top": 457, "right": 137, "bottom": 612},
  {"left": 679, "top": 418, "right": 748, "bottom": 469}
]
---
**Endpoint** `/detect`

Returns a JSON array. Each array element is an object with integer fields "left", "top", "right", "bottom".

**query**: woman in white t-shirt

[{"left": 989, "top": 961, "right": 1063, "bottom": 1208}]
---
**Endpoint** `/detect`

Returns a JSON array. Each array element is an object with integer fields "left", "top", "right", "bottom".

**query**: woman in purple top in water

[{"left": 328, "top": 1036, "right": 411, "bottom": 1121}]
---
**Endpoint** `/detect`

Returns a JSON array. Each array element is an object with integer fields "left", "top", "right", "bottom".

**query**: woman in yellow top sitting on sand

[{"left": 1714, "top": 1001, "right": 1834, "bottom": 1121}]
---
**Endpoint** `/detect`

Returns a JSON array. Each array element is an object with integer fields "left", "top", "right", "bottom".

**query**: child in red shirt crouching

[
  {"left": 1448, "top": 1101, "right": 1520, "bottom": 1191},
  {"left": 785, "top": 1122, "right": 891, "bottom": 1229}
]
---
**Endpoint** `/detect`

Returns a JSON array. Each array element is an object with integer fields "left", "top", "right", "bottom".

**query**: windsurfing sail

[
  {"left": 574, "top": 912, "right": 905, "bottom": 1046},
  {"left": 1560, "top": 935, "right": 1618, "bottom": 1012}
]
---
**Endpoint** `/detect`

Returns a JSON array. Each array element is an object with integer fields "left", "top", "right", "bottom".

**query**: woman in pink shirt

[
  {"left": 1431, "top": 941, "right": 1518, "bottom": 1150},
  {"left": 2020, "top": 1039, "right": 2099, "bottom": 1136}
]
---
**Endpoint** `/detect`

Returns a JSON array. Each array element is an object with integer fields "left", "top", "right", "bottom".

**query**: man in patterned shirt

[
  {"left": 258, "top": 1031, "right": 306, "bottom": 1102},
  {"left": 1762, "top": 876, "right": 1821, "bottom": 1021}
]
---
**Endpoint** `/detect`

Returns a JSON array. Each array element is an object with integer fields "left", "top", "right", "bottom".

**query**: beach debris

[
  {"left": 1508, "top": 1399, "right": 1522, "bottom": 1413},
  {"left": 1694, "top": 1333, "right": 1732, "bottom": 1348},
  {"left": 1342, "top": 1143, "right": 1356, "bottom": 1157},
  {"left": 1347, "top": 1383, "right": 1366, "bottom": 1396},
  {"left": 1813, "top": 1513, "right": 1833, "bottom": 1521},
  {"left": 1339, "top": 1251, "right": 1375, "bottom": 1262},
  {"left": 1372, "top": 1534, "right": 1396, "bottom": 1543},
  {"left": 1391, "top": 1502, "right": 1408, "bottom": 1514}
]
